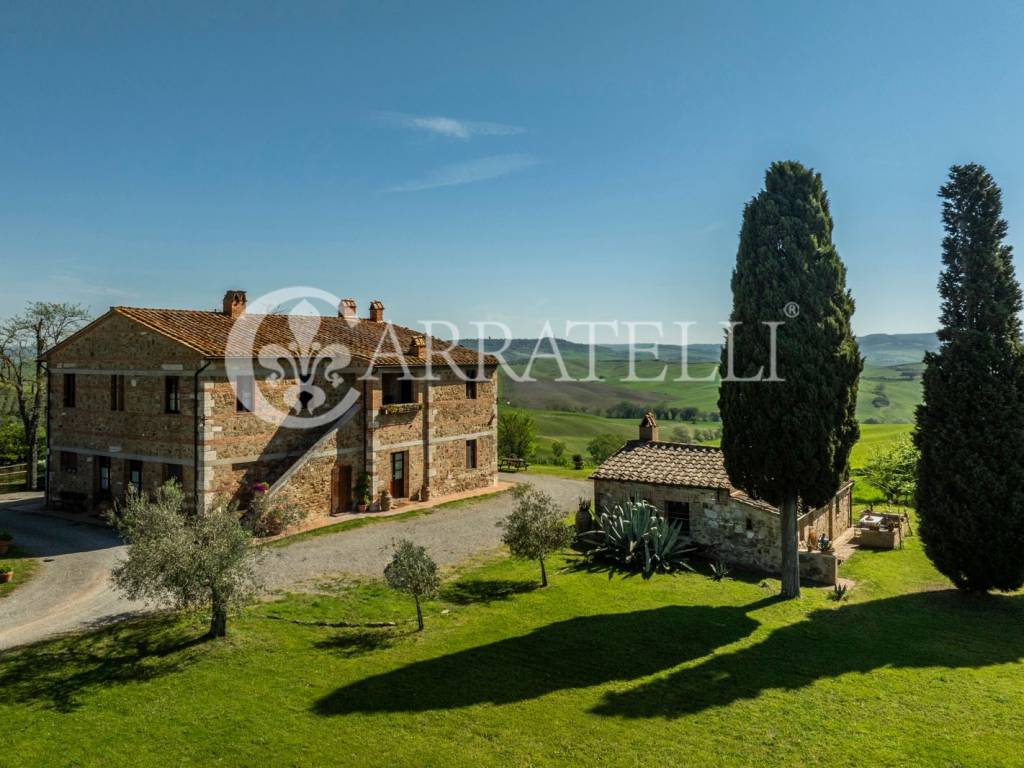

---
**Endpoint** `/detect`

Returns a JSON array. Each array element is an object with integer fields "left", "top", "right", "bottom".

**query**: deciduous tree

[
  {"left": 498, "top": 410, "right": 536, "bottom": 460},
  {"left": 587, "top": 433, "right": 623, "bottom": 465},
  {"left": 0, "top": 302, "right": 90, "bottom": 488}
]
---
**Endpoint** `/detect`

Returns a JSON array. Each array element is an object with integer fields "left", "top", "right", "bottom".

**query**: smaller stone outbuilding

[{"left": 591, "top": 414, "right": 853, "bottom": 576}]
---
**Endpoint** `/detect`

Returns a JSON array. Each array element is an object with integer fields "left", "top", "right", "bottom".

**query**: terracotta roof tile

[
  {"left": 56, "top": 306, "right": 496, "bottom": 366},
  {"left": 591, "top": 441, "right": 733, "bottom": 490}
]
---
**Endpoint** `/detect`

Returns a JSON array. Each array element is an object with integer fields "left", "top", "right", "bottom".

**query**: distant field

[
  {"left": 498, "top": 353, "right": 923, "bottom": 425},
  {"left": 505, "top": 404, "right": 912, "bottom": 472}
]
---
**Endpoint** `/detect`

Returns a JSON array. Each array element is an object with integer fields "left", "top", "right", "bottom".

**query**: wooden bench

[{"left": 499, "top": 456, "right": 529, "bottom": 472}]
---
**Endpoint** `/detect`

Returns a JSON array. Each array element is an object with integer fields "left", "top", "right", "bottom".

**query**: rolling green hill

[{"left": 495, "top": 353, "right": 923, "bottom": 424}]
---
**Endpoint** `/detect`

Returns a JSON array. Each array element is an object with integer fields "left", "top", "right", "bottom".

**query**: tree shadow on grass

[
  {"left": 314, "top": 627, "right": 403, "bottom": 657},
  {"left": 0, "top": 615, "right": 206, "bottom": 713},
  {"left": 592, "top": 590, "right": 1024, "bottom": 719},
  {"left": 313, "top": 600, "right": 773, "bottom": 715},
  {"left": 439, "top": 578, "right": 542, "bottom": 605}
]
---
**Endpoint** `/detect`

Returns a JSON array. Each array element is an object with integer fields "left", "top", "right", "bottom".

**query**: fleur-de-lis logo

[{"left": 225, "top": 288, "right": 361, "bottom": 429}]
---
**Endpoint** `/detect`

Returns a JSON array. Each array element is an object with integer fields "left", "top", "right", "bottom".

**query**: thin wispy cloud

[
  {"left": 49, "top": 273, "right": 138, "bottom": 299},
  {"left": 388, "top": 154, "right": 538, "bottom": 193},
  {"left": 379, "top": 112, "right": 526, "bottom": 140}
]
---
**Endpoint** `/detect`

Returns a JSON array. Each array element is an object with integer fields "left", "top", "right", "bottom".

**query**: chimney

[
  {"left": 639, "top": 411, "right": 659, "bottom": 442},
  {"left": 409, "top": 334, "right": 427, "bottom": 357},
  {"left": 339, "top": 298, "right": 357, "bottom": 319},
  {"left": 222, "top": 290, "right": 247, "bottom": 319},
  {"left": 368, "top": 300, "right": 385, "bottom": 322}
]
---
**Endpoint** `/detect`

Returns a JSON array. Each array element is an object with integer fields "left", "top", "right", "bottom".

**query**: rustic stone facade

[
  {"left": 44, "top": 297, "right": 498, "bottom": 522},
  {"left": 592, "top": 414, "right": 853, "bottom": 576},
  {"left": 593, "top": 476, "right": 853, "bottom": 575}
]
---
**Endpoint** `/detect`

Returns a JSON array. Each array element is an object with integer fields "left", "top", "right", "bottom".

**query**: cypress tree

[
  {"left": 915, "top": 164, "right": 1024, "bottom": 592},
  {"left": 719, "top": 161, "right": 861, "bottom": 598}
]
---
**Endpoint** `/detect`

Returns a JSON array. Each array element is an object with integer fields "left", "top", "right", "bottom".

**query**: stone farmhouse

[
  {"left": 43, "top": 291, "right": 498, "bottom": 518},
  {"left": 592, "top": 413, "right": 853, "bottom": 576}
]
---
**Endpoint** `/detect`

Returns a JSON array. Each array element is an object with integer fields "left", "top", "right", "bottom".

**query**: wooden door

[
  {"left": 390, "top": 452, "right": 406, "bottom": 498},
  {"left": 331, "top": 465, "right": 352, "bottom": 514}
]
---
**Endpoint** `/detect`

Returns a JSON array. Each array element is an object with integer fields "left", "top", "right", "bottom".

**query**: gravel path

[
  {"left": 0, "top": 493, "right": 146, "bottom": 651},
  {"left": 263, "top": 473, "right": 590, "bottom": 590},
  {"left": 0, "top": 474, "right": 589, "bottom": 650}
]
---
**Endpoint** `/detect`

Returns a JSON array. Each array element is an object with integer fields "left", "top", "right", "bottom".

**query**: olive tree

[
  {"left": 499, "top": 485, "right": 573, "bottom": 587},
  {"left": 384, "top": 538, "right": 440, "bottom": 631},
  {"left": 110, "top": 482, "right": 261, "bottom": 638},
  {"left": 860, "top": 433, "right": 919, "bottom": 510}
]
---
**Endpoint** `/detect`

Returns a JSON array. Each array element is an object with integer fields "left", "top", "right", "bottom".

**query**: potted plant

[
  {"left": 379, "top": 488, "right": 392, "bottom": 511},
  {"left": 0, "top": 530, "right": 12, "bottom": 556},
  {"left": 354, "top": 472, "right": 372, "bottom": 512},
  {"left": 0, "top": 566, "right": 12, "bottom": 584}
]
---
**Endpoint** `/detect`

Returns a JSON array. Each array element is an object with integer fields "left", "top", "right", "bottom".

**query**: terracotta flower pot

[{"left": 0, "top": 571, "right": 13, "bottom": 583}]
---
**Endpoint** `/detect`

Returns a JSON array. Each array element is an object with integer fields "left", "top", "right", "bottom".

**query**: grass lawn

[
  {"left": 3, "top": 519, "right": 1023, "bottom": 767},
  {"left": 0, "top": 544, "right": 39, "bottom": 598}
]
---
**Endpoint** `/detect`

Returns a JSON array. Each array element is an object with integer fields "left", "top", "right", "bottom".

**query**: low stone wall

[{"left": 799, "top": 550, "right": 838, "bottom": 585}]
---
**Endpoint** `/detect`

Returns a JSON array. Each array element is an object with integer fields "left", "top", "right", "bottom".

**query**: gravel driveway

[
  {"left": 0, "top": 473, "right": 590, "bottom": 650},
  {"left": 263, "top": 473, "right": 590, "bottom": 590},
  {"left": 0, "top": 493, "right": 146, "bottom": 651}
]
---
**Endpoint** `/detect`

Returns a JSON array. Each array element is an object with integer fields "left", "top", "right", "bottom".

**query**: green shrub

[
  {"left": 581, "top": 497, "right": 694, "bottom": 579},
  {"left": 244, "top": 490, "right": 308, "bottom": 537}
]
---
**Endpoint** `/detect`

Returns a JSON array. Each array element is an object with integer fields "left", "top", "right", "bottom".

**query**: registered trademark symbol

[{"left": 783, "top": 301, "right": 800, "bottom": 319}]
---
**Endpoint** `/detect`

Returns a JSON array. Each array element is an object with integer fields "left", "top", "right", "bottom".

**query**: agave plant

[
  {"left": 582, "top": 496, "right": 694, "bottom": 579},
  {"left": 709, "top": 558, "right": 730, "bottom": 582}
]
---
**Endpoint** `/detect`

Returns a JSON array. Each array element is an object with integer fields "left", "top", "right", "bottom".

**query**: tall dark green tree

[
  {"left": 915, "top": 164, "right": 1024, "bottom": 592},
  {"left": 718, "top": 161, "right": 861, "bottom": 598}
]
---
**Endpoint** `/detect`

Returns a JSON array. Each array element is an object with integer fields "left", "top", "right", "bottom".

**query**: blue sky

[{"left": 2, "top": 0, "right": 1023, "bottom": 342}]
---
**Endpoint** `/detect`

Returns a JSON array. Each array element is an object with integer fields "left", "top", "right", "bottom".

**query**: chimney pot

[
  {"left": 368, "top": 300, "right": 385, "bottom": 322},
  {"left": 639, "top": 411, "right": 659, "bottom": 442},
  {"left": 409, "top": 334, "right": 427, "bottom": 357},
  {"left": 222, "top": 290, "right": 247, "bottom": 319},
  {"left": 339, "top": 298, "right": 357, "bottom": 319}
]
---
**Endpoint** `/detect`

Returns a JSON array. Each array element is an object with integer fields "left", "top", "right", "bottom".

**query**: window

[
  {"left": 665, "top": 500, "right": 691, "bottom": 535},
  {"left": 236, "top": 376, "right": 254, "bottom": 413},
  {"left": 165, "top": 463, "right": 183, "bottom": 486},
  {"left": 381, "top": 373, "right": 414, "bottom": 405},
  {"left": 127, "top": 460, "right": 143, "bottom": 495},
  {"left": 61, "top": 451, "right": 78, "bottom": 474},
  {"left": 466, "top": 439, "right": 478, "bottom": 469},
  {"left": 110, "top": 374, "right": 125, "bottom": 411},
  {"left": 97, "top": 456, "right": 111, "bottom": 494},
  {"left": 164, "top": 376, "right": 180, "bottom": 414},
  {"left": 63, "top": 373, "right": 76, "bottom": 407},
  {"left": 465, "top": 378, "right": 478, "bottom": 399}
]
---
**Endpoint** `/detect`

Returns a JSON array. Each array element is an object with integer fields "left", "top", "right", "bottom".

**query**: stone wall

[
  {"left": 799, "top": 481, "right": 854, "bottom": 546},
  {"left": 799, "top": 551, "right": 838, "bottom": 585},
  {"left": 47, "top": 313, "right": 202, "bottom": 509},
  {"left": 594, "top": 479, "right": 783, "bottom": 572},
  {"left": 47, "top": 313, "right": 498, "bottom": 521},
  {"left": 594, "top": 478, "right": 855, "bottom": 575}
]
